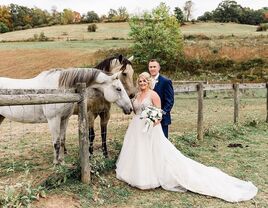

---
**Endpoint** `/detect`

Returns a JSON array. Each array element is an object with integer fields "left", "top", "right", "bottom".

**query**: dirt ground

[{"left": 0, "top": 49, "right": 95, "bottom": 78}]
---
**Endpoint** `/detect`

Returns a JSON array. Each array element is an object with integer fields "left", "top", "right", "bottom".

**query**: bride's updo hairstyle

[{"left": 137, "top": 72, "right": 153, "bottom": 91}]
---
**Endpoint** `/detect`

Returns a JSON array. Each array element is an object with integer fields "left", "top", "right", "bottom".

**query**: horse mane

[
  {"left": 58, "top": 68, "right": 101, "bottom": 88},
  {"left": 95, "top": 55, "right": 132, "bottom": 72}
]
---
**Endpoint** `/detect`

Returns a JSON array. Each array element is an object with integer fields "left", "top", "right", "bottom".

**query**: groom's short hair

[{"left": 148, "top": 59, "right": 161, "bottom": 68}]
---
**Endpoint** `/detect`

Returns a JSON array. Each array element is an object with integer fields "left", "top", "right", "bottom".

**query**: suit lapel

[{"left": 154, "top": 75, "right": 162, "bottom": 93}]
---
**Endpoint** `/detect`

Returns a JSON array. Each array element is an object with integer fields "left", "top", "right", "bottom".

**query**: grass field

[
  {"left": 0, "top": 22, "right": 268, "bottom": 207},
  {"left": 0, "top": 22, "right": 267, "bottom": 42},
  {"left": 0, "top": 22, "right": 267, "bottom": 79},
  {"left": 0, "top": 91, "right": 267, "bottom": 207}
]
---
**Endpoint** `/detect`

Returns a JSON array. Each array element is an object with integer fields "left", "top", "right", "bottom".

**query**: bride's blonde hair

[{"left": 136, "top": 72, "right": 153, "bottom": 91}]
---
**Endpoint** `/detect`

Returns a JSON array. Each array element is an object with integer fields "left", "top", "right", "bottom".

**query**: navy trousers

[{"left": 161, "top": 124, "right": 169, "bottom": 139}]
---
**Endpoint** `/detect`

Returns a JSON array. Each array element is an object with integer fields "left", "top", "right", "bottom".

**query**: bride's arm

[
  {"left": 151, "top": 91, "right": 161, "bottom": 126},
  {"left": 151, "top": 90, "right": 161, "bottom": 108}
]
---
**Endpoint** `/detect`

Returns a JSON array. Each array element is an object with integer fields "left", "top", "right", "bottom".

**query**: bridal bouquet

[{"left": 140, "top": 106, "right": 163, "bottom": 132}]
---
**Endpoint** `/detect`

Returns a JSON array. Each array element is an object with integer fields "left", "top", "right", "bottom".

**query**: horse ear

[
  {"left": 111, "top": 71, "right": 121, "bottom": 80},
  {"left": 118, "top": 54, "right": 123, "bottom": 63},
  {"left": 128, "top": 55, "right": 134, "bottom": 61}
]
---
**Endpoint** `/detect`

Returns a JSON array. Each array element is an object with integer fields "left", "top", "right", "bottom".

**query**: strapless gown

[{"left": 116, "top": 96, "right": 258, "bottom": 202}]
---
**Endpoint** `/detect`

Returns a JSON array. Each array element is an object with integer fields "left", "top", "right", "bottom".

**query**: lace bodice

[{"left": 133, "top": 95, "right": 153, "bottom": 115}]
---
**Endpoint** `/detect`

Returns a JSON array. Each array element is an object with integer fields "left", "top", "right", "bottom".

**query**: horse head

[
  {"left": 96, "top": 55, "right": 136, "bottom": 99},
  {"left": 100, "top": 72, "right": 133, "bottom": 115}
]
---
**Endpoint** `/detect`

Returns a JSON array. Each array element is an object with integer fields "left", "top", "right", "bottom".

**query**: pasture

[
  {"left": 0, "top": 22, "right": 267, "bottom": 80},
  {"left": 0, "top": 90, "right": 268, "bottom": 207},
  {"left": 0, "top": 22, "right": 268, "bottom": 207}
]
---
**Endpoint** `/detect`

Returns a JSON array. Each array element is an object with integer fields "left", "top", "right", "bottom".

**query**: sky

[{"left": 1, "top": 0, "right": 267, "bottom": 19}]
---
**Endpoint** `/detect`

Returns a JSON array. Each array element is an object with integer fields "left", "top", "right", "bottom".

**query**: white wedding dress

[{"left": 116, "top": 96, "right": 258, "bottom": 202}]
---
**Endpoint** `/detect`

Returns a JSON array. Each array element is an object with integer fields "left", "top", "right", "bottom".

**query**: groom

[{"left": 148, "top": 59, "right": 174, "bottom": 138}]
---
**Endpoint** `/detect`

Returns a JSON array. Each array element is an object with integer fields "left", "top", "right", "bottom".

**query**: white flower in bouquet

[{"left": 140, "top": 106, "right": 164, "bottom": 132}]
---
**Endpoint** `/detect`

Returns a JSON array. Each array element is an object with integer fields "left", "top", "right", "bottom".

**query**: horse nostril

[{"left": 129, "top": 93, "right": 135, "bottom": 99}]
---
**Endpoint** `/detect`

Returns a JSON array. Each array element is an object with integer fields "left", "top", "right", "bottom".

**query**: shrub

[
  {"left": 38, "top": 32, "right": 49, "bottom": 41},
  {"left": 256, "top": 24, "right": 268, "bottom": 32},
  {"left": 0, "top": 22, "right": 9, "bottom": 33},
  {"left": 87, "top": 24, "right": 97, "bottom": 32},
  {"left": 129, "top": 3, "right": 183, "bottom": 70},
  {"left": 23, "top": 24, "right": 32, "bottom": 30}
]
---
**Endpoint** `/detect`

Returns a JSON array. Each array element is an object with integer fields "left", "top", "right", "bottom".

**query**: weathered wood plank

[
  {"left": 239, "top": 83, "right": 266, "bottom": 89},
  {"left": 266, "top": 83, "right": 268, "bottom": 123},
  {"left": 0, "top": 89, "right": 75, "bottom": 95},
  {"left": 174, "top": 84, "right": 197, "bottom": 93},
  {"left": 233, "top": 83, "right": 239, "bottom": 124},
  {"left": 77, "top": 83, "right": 91, "bottom": 184},
  {"left": 197, "top": 83, "right": 204, "bottom": 140},
  {"left": 0, "top": 94, "right": 80, "bottom": 106},
  {"left": 203, "top": 84, "right": 233, "bottom": 91}
]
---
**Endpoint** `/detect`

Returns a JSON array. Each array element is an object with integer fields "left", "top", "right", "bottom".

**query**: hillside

[
  {"left": 0, "top": 22, "right": 266, "bottom": 42},
  {"left": 0, "top": 22, "right": 267, "bottom": 80}
]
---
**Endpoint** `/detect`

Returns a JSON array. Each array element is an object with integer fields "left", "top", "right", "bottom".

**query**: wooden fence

[
  {"left": 173, "top": 82, "right": 268, "bottom": 140},
  {"left": 1, "top": 82, "right": 267, "bottom": 183},
  {"left": 0, "top": 83, "right": 91, "bottom": 184}
]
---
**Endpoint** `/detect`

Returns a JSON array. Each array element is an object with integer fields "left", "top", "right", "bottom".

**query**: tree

[
  {"left": 213, "top": 0, "right": 242, "bottom": 23},
  {"left": 197, "top": 11, "right": 213, "bottom": 21},
  {"left": 174, "top": 7, "right": 184, "bottom": 23},
  {"left": 50, "top": 6, "right": 61, "bottom": 25},
  {"left": 31, "top": 7, "right": 50, "bottom": 27},
  {"left": 108, "top": 9, "right": 118, "bottom": 19},
  {"left": 183, "top": 0, "right": 194, "bottom": 21},
  {"left": 61, "top": 9, "right": 75, "bottom": 24},
  {"left": 0, "top": 22, "right": 9, "bottom": 33},
  {"left": 9, "top": 4, "right": 33, "bottom": 29},
  {"left": 82, "top": 11, "right": 99, "bottom": 23},
  {"left": 0, "top": 5, "right": 12, "bottom": 29},
  {"left": 118, "top": 7, "right": 129, "bottom": 21},
  {"left": 129, "top": 2, "right": 183, "bottom": 69}
]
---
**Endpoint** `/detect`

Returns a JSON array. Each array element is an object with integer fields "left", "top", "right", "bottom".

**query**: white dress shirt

[{"left": 152, "top": 73, "right": 160, "bottom": 89}]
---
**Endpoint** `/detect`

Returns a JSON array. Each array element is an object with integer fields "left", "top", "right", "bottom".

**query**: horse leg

[
  {"left": 0, "top": 115, "right": 5, "bottom": 125},
  {"left": 59, "top": 118, "right": 70, "bottom": 163},
  {"left": 88, "top": 112, "right": 96, "bottom": 157},
  {"left": 47, "top": 117, "right": 62, "bottom": 165},
  {"left": 100, "top": 110, "right": 110, "bottom": 158}
]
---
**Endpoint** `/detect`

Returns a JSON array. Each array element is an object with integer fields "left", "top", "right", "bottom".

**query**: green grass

[
  {"left": 1, "top": 94, "right": 267, "bottom": 207},
  {"left": 181, "top": 22, "right": 267, "bottom": 37},
  {"left": 0, "top": 39, "right": 133, "bottom": 50},
  {"left": 1, "top": 22, "right": 267, "bottom": 42}
]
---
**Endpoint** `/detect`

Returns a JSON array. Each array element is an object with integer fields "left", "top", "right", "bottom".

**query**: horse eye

[
  {"left": 122, "top": 72, "right": 127, "bottom": 76},
  {"left": 116, "top": 87, "right": 122, "bottom": 92}
]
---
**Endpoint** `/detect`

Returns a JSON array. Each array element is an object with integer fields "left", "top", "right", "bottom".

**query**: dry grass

[
  {"left": 184, "top": 45, "right": 268, "bottom": 61},
  {"left": 0, "top": 92, "right": 267, "bottom": 207},
  {"left": 0, "top": 49, "right": 95, "bottom": 78},
  {"left": 0, "top": 23, "right": 130, "bottom": 42}
]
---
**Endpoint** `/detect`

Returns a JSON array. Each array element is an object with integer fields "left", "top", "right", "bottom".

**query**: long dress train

[{"left": 116, "top": 96, "right": 257, "bottom": 202}]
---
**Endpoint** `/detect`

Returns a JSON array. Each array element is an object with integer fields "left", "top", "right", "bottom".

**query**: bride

[{"left": 116, "top": 72, "right": 258, "bottom": 202}]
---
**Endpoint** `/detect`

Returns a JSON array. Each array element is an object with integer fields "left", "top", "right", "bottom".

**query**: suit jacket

[{"left": 153, "top": 75, "right": 174, "bottom": 126}]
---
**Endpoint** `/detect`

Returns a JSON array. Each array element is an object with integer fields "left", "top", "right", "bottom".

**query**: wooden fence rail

[
  {"left": 0, "top": 84, "right": 90, "bottom": 184},
  {"left": 173, "top": 82, "right": 268, "bottom": 140}
]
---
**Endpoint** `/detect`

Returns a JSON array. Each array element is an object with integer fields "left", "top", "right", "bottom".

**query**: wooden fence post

[
  {"left": 266, "top": 83, "right": 268, "bottom": 123},
  {"left": 233, "top": 83, "right": 239, "bottom": 124},
  {"left": 197, "top": 83, "right": 204, "bottom": 140},
  {"left": 77, "top": 83, "right": 91, "bottom": 184}
]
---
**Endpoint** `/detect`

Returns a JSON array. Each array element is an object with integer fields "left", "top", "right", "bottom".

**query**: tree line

[
  {"left": 1, "top": 0, "right": 268, "bottom": 34},
  {"left": 0, "top": 3, "right": 129, "bottom": 33},
  {"left": 196, "top": 0, "right": 268, "bottom": 25}
]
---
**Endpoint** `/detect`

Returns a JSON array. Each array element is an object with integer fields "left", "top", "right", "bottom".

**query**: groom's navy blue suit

[{"left": 153, "top": 75, "right": 174, "bottom": 138}]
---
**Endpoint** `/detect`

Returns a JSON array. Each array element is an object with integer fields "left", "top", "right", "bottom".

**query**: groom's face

[{"left": 148, "top": 61, "right": 160, "bottom": 77}]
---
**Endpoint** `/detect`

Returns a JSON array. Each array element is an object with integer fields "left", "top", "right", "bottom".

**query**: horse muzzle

[{"left": 123, "top": 107, "right": 133, "bottom": 115}]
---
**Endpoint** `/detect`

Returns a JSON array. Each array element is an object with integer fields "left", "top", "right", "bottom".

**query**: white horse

[{"left": 0, "top": 68, "right": 133, "bottom": 164}]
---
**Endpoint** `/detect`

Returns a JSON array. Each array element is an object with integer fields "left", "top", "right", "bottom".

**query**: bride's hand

[{"left": 153, "top": 119, "right": 161, "bottom": 127}]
